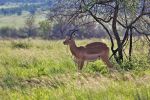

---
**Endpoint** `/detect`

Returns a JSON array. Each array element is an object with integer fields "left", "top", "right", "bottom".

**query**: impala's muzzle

[
  {"left": 63, "top": 39, "right": 70, "bottom": 45},
  {"left": 63, "top": 29, "right": 77, "bottom": 45}
]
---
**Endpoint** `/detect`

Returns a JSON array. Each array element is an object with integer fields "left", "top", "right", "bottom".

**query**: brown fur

[{"left": 63, "top": 37, "right": 113, "bottom": 71}]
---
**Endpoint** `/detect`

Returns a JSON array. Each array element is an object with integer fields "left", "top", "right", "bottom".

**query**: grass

[
  {"left": 0, "top": 12, "right": 46, "bottom": 28},
  {"left": 0, "top": 38, "right": 149, "bottom": 100}
]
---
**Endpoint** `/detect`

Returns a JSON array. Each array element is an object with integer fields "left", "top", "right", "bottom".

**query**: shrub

[{"left": 11, "top": 40, "right": 32, "bottom": 49}]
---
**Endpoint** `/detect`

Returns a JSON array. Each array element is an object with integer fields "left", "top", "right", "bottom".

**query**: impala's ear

[
  {"left": 72, "top": 32, "right": 76, "bottom": 38},
  {"left": 65, "top": 36, "right": 69, "bottom": 38},
  {"left": 70, "top": 29, "right": 78, "bottom": 39},
  {"left": 65, "top": 36, "right": 71, "bottom": 40}
]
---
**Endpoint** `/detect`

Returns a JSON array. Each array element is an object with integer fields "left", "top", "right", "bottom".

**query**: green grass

[{"left": 0, "top": 39, "right": 149, "bottom": 100}]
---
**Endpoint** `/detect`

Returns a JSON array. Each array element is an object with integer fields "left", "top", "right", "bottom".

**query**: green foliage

[
  {"left": 85, "top": 61, "right": 108, "bottom": 74},
  {"left": 39, "top": 20, "right": 52, "bottom": 38},
  {"left": 2, "top": 73, "right": 18, "bottom": 89},
  {"left": 120, "top": 57, "right": 149, "bottom": 71},
  {"left": 122, "top": 0, "right": 140, "bottom": 15}
]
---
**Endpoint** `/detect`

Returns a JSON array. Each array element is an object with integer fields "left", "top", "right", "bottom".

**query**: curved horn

[{"left": 70, "top": 30, "right": 78, "bottom": 38}]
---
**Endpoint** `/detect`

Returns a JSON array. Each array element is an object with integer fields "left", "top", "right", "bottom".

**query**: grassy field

[
  {"left": 0, "top": 4, "right": 19, "bottom": 9},
  {"left": 0, "top": 13, "right": 46, "bottom": 28},
  {"left": 0, "top": 38, "right": 149, "bottom": 100}
]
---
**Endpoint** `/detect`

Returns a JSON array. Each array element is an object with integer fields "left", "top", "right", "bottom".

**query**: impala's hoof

[
  {"left": 108, "top": 67, "right": 118, "bottom": 73},
  {"left": 77, "top": 69, "right": 82, "bottom": 73}
]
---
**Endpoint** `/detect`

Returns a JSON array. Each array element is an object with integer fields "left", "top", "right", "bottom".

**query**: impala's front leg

[
  {"left": 77, "top": 60, "right": 84, "bottom": 71},
  {"left": 73, "top": 57, "right": 78, "bottom": 64}
]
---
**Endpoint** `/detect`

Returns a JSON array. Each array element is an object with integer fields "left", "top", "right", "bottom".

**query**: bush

[
  {"left": 0, "top": 27, "right": 19, "bottom": 38},
  {"left": 11, "top": 40, "right": 32, "bottom": 49},
  {"left": 2, "top": 72, "right": 19, "bottom": 89}
]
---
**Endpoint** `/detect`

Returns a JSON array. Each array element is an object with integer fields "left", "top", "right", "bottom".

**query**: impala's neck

[{"left": 69, "top": 40, "right": 78, "bottom": 57}]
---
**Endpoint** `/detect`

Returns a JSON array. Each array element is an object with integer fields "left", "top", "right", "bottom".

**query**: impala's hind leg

[
  {"left": 101, "top": 56, "right": 113, "bottom": 68},
  {"left": 101, "top": 50, "right": 113, "bottom": 68}
]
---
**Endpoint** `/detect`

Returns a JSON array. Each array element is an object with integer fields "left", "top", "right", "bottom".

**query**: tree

[
  {"left": 48, "top": 0, "right": 150, "bottom": 64},
  {"left": 39, "top": 20, "right": 52, "bottom": 39},
  {"left": 24, "top": 14, "right": 37, "bottom": 38}
]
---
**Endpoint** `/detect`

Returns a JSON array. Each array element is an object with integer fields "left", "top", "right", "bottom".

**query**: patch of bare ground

[
  {"left": 20, "top": 72, "right": 150, "bottom": 89},
  {"left": 135, "top": 75, "right": 150, "bottom": 86}
]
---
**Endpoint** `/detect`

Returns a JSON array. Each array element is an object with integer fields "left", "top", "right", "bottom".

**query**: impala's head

[{"left": 63, "top": 30, "right": 77, "bottom": 45}]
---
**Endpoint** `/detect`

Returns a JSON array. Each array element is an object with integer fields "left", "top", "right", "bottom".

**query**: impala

[{"left": 63, "top": 30, "right": 113, "bottom": 71}]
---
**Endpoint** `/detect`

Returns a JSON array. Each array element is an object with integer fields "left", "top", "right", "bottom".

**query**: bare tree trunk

[
  {"left": 112, "top": 3, "right": 123, "bottom": 64},
  {"left": 129, "top": 28, "right": 133, "bottom": 61}
]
